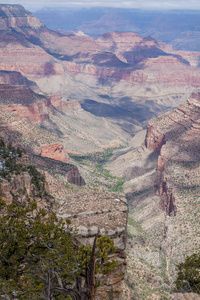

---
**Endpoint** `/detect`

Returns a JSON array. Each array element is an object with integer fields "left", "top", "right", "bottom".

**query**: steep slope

[
  {"left": 105, "top": 93, "right": 200, "bottom": 298},
  {"left": 144, "top": 92, "right": 200, "bottom": 266}
]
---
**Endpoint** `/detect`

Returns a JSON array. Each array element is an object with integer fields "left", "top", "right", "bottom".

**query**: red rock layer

[
  {"left": 0, "top": 85, "right": 54, "bottom": 123},
  {"left": 40, "top": 144, "right": 69, "bottom": 163},
  {"left": 0, "top": 7, "right": 200, "bottom": 95},
  {"left": 49, "top": 95, "right": 81, "bottom": 111}
]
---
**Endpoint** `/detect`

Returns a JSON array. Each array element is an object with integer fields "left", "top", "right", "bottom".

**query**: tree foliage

[
  {"left": 0, "top": 199, "right": 76, "bottom": 299},
  {"left": 0, "top": 139, "right": 26, "bottom": 178},
  {"left": 175, "top": 252, "right": 200, "bottom": 294},
  {"left": 0, "top": 199, "right": 118, "bottom": 300}
]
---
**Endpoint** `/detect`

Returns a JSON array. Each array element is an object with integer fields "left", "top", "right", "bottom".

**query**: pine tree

[{"left": 175, "top": 252, "right": 200, "bottom": 293}]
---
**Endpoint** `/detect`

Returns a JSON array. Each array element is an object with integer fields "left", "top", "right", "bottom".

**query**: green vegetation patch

[{"left": 69, "top": 148, "right": 125, "bottom": 192}]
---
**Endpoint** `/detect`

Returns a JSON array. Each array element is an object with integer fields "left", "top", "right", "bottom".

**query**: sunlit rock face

[{"left": 39, "top": 144, "right": 69, "bottom": 163}]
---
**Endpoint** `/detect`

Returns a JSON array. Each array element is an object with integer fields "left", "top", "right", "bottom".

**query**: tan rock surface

[{"left": 56, "top": 190, "right": 127, "bottom": 300}]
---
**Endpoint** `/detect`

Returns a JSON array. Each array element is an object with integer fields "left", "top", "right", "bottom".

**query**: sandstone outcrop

[
  {"left": 49, "top": 94, "right": 81, "bottom": 111},
  {"left": 39, "top": 144, "right": 69, "bottom": 163}
]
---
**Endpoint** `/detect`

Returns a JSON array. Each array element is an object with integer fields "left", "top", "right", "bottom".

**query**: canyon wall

[
  {"left": 1, "top": 4, "right": 200, "bottom": 134},
  {"left": 106, "top": 93, "right": 200, "bottom": 298},
  {"left": 144, "top": 91, "right": 200, "bottom": 278},
  {"left": 56, "top": 190, "right": 127, "bottom": 300}
]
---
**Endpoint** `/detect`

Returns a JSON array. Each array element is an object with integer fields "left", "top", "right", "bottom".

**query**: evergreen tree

[
  {"left": 0, "top": 199, "right": 118, "bottom": 300},
  {"left": 175, "top": 252, "right": 200, "bottom": 293}
]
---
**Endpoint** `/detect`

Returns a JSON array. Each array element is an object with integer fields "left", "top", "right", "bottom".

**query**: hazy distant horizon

[{"left": 1, "top": 0, "right": 200, "bottom": 12}]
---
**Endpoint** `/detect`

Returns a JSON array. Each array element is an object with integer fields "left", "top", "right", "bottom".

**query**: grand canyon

[{"left": 0, "top": 3, "right": 200, "bottom": 300}]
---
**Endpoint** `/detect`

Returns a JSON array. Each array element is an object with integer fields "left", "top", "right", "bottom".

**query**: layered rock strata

[
  {"left": 0, "top": 84, "right": 53, "bottom": 123},
  {"left": 106, "top": 93, "right": 200, "bottom": 298},
  {"left": 56, "top": 191, "right": 128, "bottom": 300},
  {"left": 144, "top": 91, "right": 200, "bottom": 277},
  {"left": 1, "top": 4, "right": 200, "bottom": 131}
]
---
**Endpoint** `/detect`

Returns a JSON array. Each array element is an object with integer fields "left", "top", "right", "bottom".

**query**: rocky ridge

[
  {"left": 39, "top": 144, "right": 69, "bottom": 163},
  {"left": 56, "top": 190, "right": 127, "bottom": 300},
  {"left": 144, "top": 92, "right": 200, "bottom": 266},
  {"left": 105, "top": 92, "right": 200, "bottom": 298}
]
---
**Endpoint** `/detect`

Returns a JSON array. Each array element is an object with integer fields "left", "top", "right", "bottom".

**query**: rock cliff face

[
  {"left": 106, "top": 93, "right": 200, "bottom": 298},
  {"left": 67, "top": 168, "right": 86, "bottom": 186},
  {"left": 0, "top": 153, "right": 50, "bottom": 210},
  {"left": 138, "top": 92, "right": 200, "bottom": 289},
  {"left": 0, "top": 171, "right": 31, "bottom": 205},
  {"left": 0, "top": 70, "right": 39, "bottom": 91},
  {"left": 39, "top": 144, "right": 69, "bottom": 163},
  {"left": 145, "top": 124, "right": 166, "bottom": 153},
  {"left": 56, "top": 190, "right": 127, "bottom": 300},
  {"left": 0, "top": 5, "right": 43, "bottom": 29},
  {"left": 0, "top": 84, "right": 54, "bottom": 123}
]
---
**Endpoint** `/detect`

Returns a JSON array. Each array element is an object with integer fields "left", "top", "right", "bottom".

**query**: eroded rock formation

[
  {"left": 56, "top": 190, "right": 127, "bottom": 300},
  {"left": 0, "top": 84, "right": 53, "bottom": 123},
  {"left": 40, "top": 144, "right": 69, "bottom": 163},
  {"left": 0, "top": 172, "right": 31, "bottom": 205},
  {"left": 143, "top": 91, "right": 200, "bottom": 278},
  {"left": 145, "top": 124, "right": 166, "bottom": 153},
  {"left": 107, "top": 93, "right": 200, "bottom": 298},
  {"left": 67, "top": 167, "right": 86, "bottom": 186}
]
